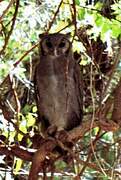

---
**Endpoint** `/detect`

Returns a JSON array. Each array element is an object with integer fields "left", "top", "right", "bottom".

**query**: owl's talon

[
  {"left": 47, "top": 125, "right": 57, "bottom": 136},
  {"left": 55, "top": 130, "right": 68, "bottom": 142}
]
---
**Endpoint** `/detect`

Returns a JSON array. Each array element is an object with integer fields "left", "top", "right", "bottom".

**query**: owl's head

[{"left": 39, "top": 33, "right": 72, "bottom": 57}]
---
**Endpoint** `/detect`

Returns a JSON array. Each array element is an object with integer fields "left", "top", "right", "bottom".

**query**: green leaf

[
  {"left": 26, "top": 113, "right": 35, "bottom": 127},
  {"left": 19, "top": 119, "right": 27, "bottom": 136},
  {"left": 94, "top": 2, "right": 103, "bottom": 10},
  {"left": 78, "top": 8, "right": 85, "bottom": 20},
  {"left": 111, "top": 21, "right": 121, "bottom": 38},
  {"left": 103, "top": 132, "right": 114, "bottom": 143},
  {"left": 75, "top": 0, "right": 80, "bottom": 6},
  {"left": 32, "top": 106, "right": 37, "bottom": 113},
  {"left": 55, "top": 160, "right": 67, "bottom": 170},
  {"left": 18, "top": 133, "right": 23, "bottom": 141},
  {"left": 14, "top": 158, "right": 23, "bottom": 174},
  {"left": 95, "top": 14, "right": 104, "bottom": 27}
]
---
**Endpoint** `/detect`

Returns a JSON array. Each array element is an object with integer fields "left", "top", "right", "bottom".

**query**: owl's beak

[{"left": 54, "top": 48, "right": 58, "bottom": 57}]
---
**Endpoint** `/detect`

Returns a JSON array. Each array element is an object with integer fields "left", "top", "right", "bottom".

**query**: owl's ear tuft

[
  {"left": 39, "top": 34, "right": 44, "bottom": 39},
  {"left": 39, "top": 33, "right": 48, "bottom": 40}
]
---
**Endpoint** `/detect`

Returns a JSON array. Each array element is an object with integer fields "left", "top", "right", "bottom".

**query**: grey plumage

[{"left": 34, "top": 33, "right": 83, "bottom": 133}]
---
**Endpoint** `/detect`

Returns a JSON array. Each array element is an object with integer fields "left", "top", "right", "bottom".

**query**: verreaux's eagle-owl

[{"left": 34, "top": 33, "right": 83, "bottom": 134}]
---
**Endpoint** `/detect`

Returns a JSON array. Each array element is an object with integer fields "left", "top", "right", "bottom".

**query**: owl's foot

[
  {"left": 46, "top": 125, "right": 57, "bottom": 136},
  {"left": 55, "top": 130, "right": 74, "bottom": 148},
  {"left": 55, "top": 130, "right": 68, "bottom": 142},
  {"left": 54, "top": 130, "right": 74, "bottom": 163}
]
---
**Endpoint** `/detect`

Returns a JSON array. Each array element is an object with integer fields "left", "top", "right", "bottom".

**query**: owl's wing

[
  {"left": 32, "top": 56, "right": 41, "bottom": 108},
  {"left": 34, "top": 64, "right": 42, "bottom": 121},
  {"left": 74, "top": 63, "right": 83, "bottom": 120}
]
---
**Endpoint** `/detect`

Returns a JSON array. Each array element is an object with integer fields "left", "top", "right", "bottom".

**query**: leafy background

[{"left": 0, "top": 0, "right": 121, "bottom": 179}]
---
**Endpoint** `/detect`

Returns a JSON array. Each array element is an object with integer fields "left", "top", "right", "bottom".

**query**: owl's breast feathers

[{"left": 35, "top": 55, "right": 83, "bottom": 131}]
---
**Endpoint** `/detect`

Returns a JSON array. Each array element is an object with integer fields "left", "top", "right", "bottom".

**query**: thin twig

[
  {"left": 0, "top": 0, "right": 14, "bottom": 22},
  {"left": 46, "top": 0, "right": 63, "bottom": 33},
  {"left": 0, "top": 0, "right": 20, "bottom": 54},
  {"left": 103, "top": 46, "right": 121, "bottom": 99}
]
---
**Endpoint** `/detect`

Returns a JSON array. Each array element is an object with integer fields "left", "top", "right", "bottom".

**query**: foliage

[{"left": 0, "top": 0, "right": 121, "bottom": 179}]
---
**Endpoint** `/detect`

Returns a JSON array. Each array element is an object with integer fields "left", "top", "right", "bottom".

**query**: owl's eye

[
  {"left": 59, "top": 42, "right": 66, "bottom": 48},
  {"left": 46, "top": 41, "right": 53, "bottom": 48}
]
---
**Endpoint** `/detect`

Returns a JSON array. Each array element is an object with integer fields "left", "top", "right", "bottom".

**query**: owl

[{"left": 34, "top": 33, "right": 83, "bottom": 135}]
